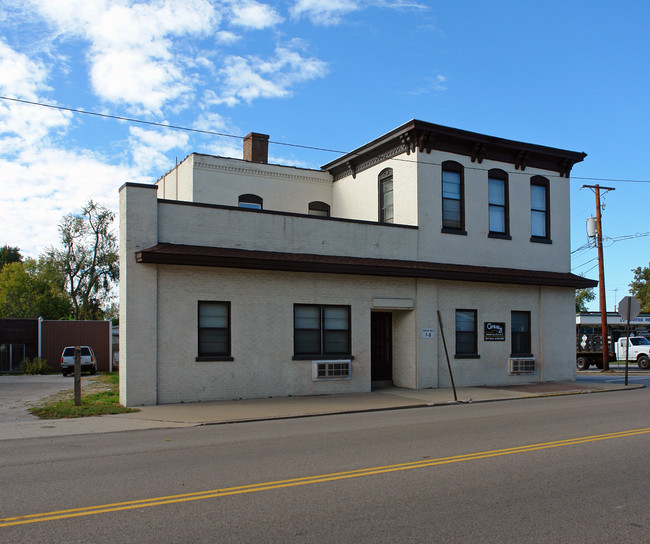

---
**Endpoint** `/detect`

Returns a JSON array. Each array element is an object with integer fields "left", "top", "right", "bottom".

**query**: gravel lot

[{"left": 0, "top": 375, "right": 102, "bottom": 422}]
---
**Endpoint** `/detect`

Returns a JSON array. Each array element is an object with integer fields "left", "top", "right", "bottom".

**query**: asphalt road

[{"left": 1, "top": 384, "right": 648, "bottom": 543}]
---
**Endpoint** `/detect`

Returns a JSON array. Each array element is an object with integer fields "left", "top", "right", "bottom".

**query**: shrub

[{"left": 20, "top": 357, "right": 53, "bottom": 375}]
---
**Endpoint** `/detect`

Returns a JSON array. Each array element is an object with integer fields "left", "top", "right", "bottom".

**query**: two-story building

[{"left": 119, "top": 120, "right": 597, "bottom": 406}]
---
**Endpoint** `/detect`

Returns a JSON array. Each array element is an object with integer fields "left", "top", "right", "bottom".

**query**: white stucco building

[{"left": 119, "top": 120, "right": 597, "bottom": 406}]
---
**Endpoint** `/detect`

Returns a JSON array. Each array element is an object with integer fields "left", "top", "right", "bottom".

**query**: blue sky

[{"left": 1, "top": 0, "right": 648, "bottom": 311}]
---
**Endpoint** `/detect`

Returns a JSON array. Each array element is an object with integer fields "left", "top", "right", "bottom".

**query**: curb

[{"left": 195, "top": 384, "right": 645, "bottom": 427}]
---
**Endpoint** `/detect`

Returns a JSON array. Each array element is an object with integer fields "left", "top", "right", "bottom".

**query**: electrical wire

[
  {"left": 4, "top": 94, "right": 650, "bottom": 183},
  {"left": 572, "top": 257, "right": 598, "bottom": 270}
]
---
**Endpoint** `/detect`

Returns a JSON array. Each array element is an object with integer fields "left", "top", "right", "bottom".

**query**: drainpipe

[
  {"left": 107, "top": 318, "right": 113, "bottom": 373},
  {"left": 38, "top": 316, "right": 43, "bottom": 358}
]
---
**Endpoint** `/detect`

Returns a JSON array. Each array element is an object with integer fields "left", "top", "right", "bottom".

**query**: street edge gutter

[{"left": 196, "top": 384, "right": 646, "bottom": 427}]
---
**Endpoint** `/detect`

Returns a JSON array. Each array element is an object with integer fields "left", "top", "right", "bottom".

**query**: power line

[
  {"left": 572, "top": 256, "right": 598, "bottom": 270},
  {"left": 0, "top": 95, "right": 347, "bottom": 155},
  {"left": 4, "top": 94, "right": 650, "bottom": 183}
]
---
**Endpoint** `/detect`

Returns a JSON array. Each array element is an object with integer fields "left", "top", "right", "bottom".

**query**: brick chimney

[{"left": 243, "top": 132, "right": 269, "bottom": 163}]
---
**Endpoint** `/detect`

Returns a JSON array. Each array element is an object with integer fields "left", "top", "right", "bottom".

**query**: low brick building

[{"left": 119, "top": 120, "right": 596, "bottom": 406}]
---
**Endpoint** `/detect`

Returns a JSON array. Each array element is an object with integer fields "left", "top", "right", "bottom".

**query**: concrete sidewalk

[{"left": 0, "top": 379, "right": 643, "bottom": 441}]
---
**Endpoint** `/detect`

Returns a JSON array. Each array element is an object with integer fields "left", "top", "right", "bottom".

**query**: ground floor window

[
  {"left": 197, "top": 301, "right": 231, "bottom": 359},
  {"left": 511, "top": 311, "right": 531, "bottom": 355},
  {"left": 455, "top": 309, "right": 477, "bottom": 357},
  {"left": 294, "top": 304, "right": 351, "bottom": 358}
]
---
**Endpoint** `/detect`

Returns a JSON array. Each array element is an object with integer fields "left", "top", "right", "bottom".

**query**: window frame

[
  {"left": 293, "top": 304, "right": 352, "bottom": 360},
  {"left": 378, "top": 168, "right": 394, "bottom": 224},
  {"left": 308, "top": 201, "right": 330, "bottom": 217},
  {"left": 530, "top": 176, "right": 551, "bottom": 243},
  {"left": 488, "top": 169, "right": 511, "bottom": 239},
  {"left": 441, "top": 161, "right": 466, "bottom": 235},
  {"left": 238, "top": 193, "right": 263, "bottom": 210},
  {"left": 511, "top": 311, "right": 532, "bottom": 356},
  {"left": 455, "top": 309, "right": 479, "bottom": 358},
  {"left": 196, "top": 301, "right": 233, "bottom": 361}
]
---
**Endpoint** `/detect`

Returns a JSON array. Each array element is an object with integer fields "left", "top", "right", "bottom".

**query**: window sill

[
  {"left": 510, "top": 353, "right": 534, "bottom": 358},
  {"left": 441, "top": 228, "right": 467, "bottom": 236},
  {"left": 293, "top": 355, "right": 355, "bottom": 361},
  {"left": 195, "top": 356, "right": 234, "bottom": 362},
  {"left": 488, "top": 232, "right": 512, "bottom": 240},
  {"left": 530, "top": 236, "right": 552, "bottom": 244},
  {"left": 454, "top": 354, "right": 480, "bottom": 359}
]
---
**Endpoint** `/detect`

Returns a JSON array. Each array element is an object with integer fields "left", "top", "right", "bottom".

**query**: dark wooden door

[{"left": 371, "top": 313, "right": 393, "bottom": 382}]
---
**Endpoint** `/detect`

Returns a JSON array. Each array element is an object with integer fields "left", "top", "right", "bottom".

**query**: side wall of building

[
  {"left": 332, "top": 155, "right": 418, "bottom": 225},
  {"left": 119, "top": 184, "right": 160, "bottom": 406}
]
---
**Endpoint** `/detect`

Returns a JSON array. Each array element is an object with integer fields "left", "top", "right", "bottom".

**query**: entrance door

[{"left": 371, "top": 313, "right": 393, "bottom": 383}]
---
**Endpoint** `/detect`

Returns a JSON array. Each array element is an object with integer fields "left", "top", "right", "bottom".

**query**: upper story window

[
  {"left": 238, "top": 194, "right": 263, "bottom": 210},
  {"left": 530, "top": 176, "right": 550, "bottom": 242},
  {"left": 442, "top": 161, "right": 465, "bottom": 234},
  {"left": 378, "top": 168, "right": 394, "bottom": 223},
  {"left": 308, "top": 201, "right": 330, "bottom": 217},
  {"left": 488, "top": 169, "right": 510, "bottom": 238}
]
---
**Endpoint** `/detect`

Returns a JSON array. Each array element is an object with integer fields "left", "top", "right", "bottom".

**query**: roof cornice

[{"left": 322, "top": 119, "right": 587, "bottom": 180}]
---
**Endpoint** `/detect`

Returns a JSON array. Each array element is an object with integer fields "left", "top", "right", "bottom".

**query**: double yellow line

[{"left": 2, "top": 427, "right": 649, "bottom": 528}]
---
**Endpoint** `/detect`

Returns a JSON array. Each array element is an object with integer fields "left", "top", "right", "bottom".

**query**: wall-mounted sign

[
  {"left": 484, "top": 322, "right": 505, "bottom": 341},
  {"left": 422, "top": 328, "right": 435, "bottom": 338}
]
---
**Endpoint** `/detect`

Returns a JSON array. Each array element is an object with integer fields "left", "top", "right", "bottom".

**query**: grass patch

[{"left": 29, "top": 373, "right": 138, "bottom": 419}]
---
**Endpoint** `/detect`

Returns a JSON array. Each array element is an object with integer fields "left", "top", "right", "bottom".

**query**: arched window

[
  {"left": 488, "top": 169, "right": 509, "bottom": 237},
  {"left": 308, "top": 201, "right": 330, "bottom": 217},
  {"left": 441, "top": 161, "right": 464, "bottom": 232},
  {"left": 238, "top": 194, "right": 263, "bottom": 210},
  {"left": 530, "top": 176, "right": 550, "bottom": 241},
  {"left": 378, "top": 168, "right": 393, "bottom": 223}
]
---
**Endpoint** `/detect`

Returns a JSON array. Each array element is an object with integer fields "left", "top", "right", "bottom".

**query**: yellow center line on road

[{"left": 2, "top": 427, "right": 649, "bottom": 528}]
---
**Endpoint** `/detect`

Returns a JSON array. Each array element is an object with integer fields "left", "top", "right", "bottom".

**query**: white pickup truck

[{"left": 615, "top": 336, "right": 650, "bottom": 369}]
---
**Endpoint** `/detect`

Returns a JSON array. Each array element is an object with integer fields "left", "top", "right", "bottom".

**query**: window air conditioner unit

[
  {"left": 508, "top": 358, "right": 536, "bottom": 375},
  {"left": 312, "top": 360, "right": 352, "bottom": 381}
]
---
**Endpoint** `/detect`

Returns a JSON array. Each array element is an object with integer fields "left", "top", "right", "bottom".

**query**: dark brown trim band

[{"left": 136, "top": 243, "right": 598, "bottom": 289}]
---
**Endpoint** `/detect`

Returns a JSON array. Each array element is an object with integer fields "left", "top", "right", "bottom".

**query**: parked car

[{"left": 61, "top": 346, "right": 97, "bottom": 376}]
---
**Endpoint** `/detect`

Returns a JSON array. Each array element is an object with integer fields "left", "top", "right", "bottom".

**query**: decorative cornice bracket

[
  {"left": 515, "top": 150, "right": 528, "bottom": 171},
  {"left": 471, "top": 142, "right": 486, "bottom": 163},
  {"left": 346, "top": 161, "right": 357, "bottom": 179}
]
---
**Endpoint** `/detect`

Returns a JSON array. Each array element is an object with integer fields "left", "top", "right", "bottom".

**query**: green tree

[
  {"left": 0, "top": 245, "right": 22, "bottom": 269},
  {"left": 0, "top": 258, "right": 72, "bottom": 319},
  {"left": 575, "top": 288, "right": 596, "bottom": 313},
  {"left": 629, "top": 264, "right": 650, "bottom": 313},
  {"left": 47, "top": 200, "right": 118, "bottom": 320}
]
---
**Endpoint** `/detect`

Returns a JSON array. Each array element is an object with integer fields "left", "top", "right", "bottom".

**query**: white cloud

[
  {"left": 193, "top": 112, "right": 230, "bottom": 132},
  {"left": 229, "top": 1, "right": 283, "bottom": 29},
  {"left": 29, "top": 0, "right": 219, "bottom": 114},
  {"left": 290, "top": 0, "right": 427, "bottom": 25},
  {"left": 405, "top": 74, "right": 447, "bottom": 95},
  {"left": 213, "top": 46, "right": 328, "bottom": 105},
  {"left": 0, "top": 40, "right": 72, "bottom": 154},
  {"left": 0, "top": 147, "right": 148, "bottom": 258},
  {"left": 0, "top": 40, "right": 50, "bottom": 98},
  {"left": 215, "top": 30, "right": 241, "bottom": 45},
  {"left": 129, "top": 126, "right": 189, "bottom": 173},
  {"left": 290, "top": 0, "right": 361, "bottom": 25}
]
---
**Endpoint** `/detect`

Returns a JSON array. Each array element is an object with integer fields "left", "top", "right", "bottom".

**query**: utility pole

[{"left": 582, "top": 184, "right": 615, "bottom": 371}]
